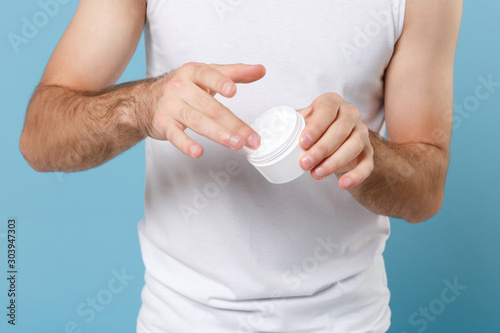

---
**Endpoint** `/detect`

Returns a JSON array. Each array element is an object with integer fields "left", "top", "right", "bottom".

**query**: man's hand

[
  {"left": 20, "top": 63, "right": 265, "bottom": 172},
  {"left": 19, "top": 0, "right": 266, "bottom": 172},
  {"left": 297, "top": 93, "right": 374, "bottom": 189},
  {"left": 294, "top": 0, "right": 462, "bottom": 224},
  {"left": 146, "top": 63, "right": 265, "bottom": 158}
]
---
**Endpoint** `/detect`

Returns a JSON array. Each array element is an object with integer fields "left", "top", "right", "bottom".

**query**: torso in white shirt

[{"left": 137, "top": 1, "right": 406, "bottom": 332}]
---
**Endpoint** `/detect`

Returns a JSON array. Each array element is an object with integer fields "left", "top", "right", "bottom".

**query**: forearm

[
  {"left": 20, "top": 77, "right": 162, "bottom": 172},
  {"left": 347, "top": 131, "right": 449, "bottom": 223}
]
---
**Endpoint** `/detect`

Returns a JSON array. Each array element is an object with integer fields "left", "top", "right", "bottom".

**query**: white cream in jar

[{"left": 243, "top": 106, "right": 306, "bottom": 184}]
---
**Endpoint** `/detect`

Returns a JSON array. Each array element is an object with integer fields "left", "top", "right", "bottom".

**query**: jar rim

[{"left": 244, "top": 107, "right": 305, "bottom": 165}]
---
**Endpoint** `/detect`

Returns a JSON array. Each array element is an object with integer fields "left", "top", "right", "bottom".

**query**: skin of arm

[
  {"left": 298, "top": 0, "right": 463, "bottom": 223},
  {"left": 19, "top": 0, "right": 265, "bottom": 172}
]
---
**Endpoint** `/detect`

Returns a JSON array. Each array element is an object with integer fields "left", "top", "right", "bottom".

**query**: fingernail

[
  {"left": 223, "top": 82, "right": 234, "bottom": 95},
  {"left": 230, "top": 135, "right": 241, "bottom": 149},
  {"left": 343, "top": 178, "right": 352, "bottom": 188},
  {"left": 248, "top": 134, "right": 260, "bottom": 149},
  {"left": 301, "top": 155, "right": 313, "bottom": 169},
  {"left": 190, "top": 145, "right": 200, "bottom": 158},
  {"left": 315, "top": 167, "right": 324, "bottom": 178},
  {"left": 300, "top": 134, "right": 313, "bottom": 148}
]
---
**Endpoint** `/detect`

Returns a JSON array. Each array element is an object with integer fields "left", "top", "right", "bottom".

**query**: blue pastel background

[{"left": 0, "top": 1, "right": 498, "bottom": 332}]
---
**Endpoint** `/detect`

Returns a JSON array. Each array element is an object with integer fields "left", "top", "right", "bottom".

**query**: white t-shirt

[{"left": 137, "top": 1, "right": 406, "bottom": 332}]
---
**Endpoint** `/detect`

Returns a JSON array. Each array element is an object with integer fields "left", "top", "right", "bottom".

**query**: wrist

[{"left": 115, "top": 74, "right": 165, "bottom": 139}]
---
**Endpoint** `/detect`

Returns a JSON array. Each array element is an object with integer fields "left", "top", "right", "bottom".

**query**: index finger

[
  {"left": 182, "top": 85, "right": 261, "bottom": 149},
  {"left": 184, "top": 63, "right": 237, "bottom": 98},
  {"left": 209, "top": 64, "right": 266, "bottom": 84}
]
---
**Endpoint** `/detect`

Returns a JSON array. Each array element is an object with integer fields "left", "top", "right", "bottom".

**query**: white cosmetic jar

[{"left": 243, "top": 106, "right": 306, "bottom": 184}]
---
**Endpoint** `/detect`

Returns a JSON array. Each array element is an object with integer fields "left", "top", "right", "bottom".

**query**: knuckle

[
  {"left": 324, "top": 104, "right": 338, "bottom": 119},
  {"left": 306, "top": 122, "right": 322, "bottom": 138},
  {"left": 206, "top": 105, "right": 223, "bottom": 119},
  {"left": 321, "top": 157, "right": 338, "bottom": 173},
  {"left": 350, "top": 107, "right": 361, "bottom": 121},
  {"left": 337, "top": 123, "right": 350, "bottom": 139},
  {"left": 197, "top": 96, "right": 223, "bottom": 118},
  {"left": 316, "top": 97, "right": 330, "bottom": 109},
  {"left": 314, "top": 143, "right": 330, "bottom": 158},
  {"left": 312, "top": 98, "right": 340, "bottom": 120},
  {"left": 354, "top": 140, "right": 364, "bottom": 154},
  {"left": 309, "top": 147, "right": 326, "bottom": 164},
  {"left": 194, "top": 93, "right": 209, "bottom": 110},
  {"left": 328, "top": 92, "right": 341, "bottom": 100},
  {"left": 232, "top": 122, "right": 247, "bottom": 135},
  {"left": 194, "top": 63, "right": 209, "bottom": 78},
  {"left": 164, "top": 76, "right": 185, "bottom": 92},
  {"left": 312, "top": 95, "right": 327, "bottom": 108},
  {"left": 180, "top": 107, "right": 195, "bottom": 127},
  {"left": 327, "top": 92, "right": 343, "bottom": 105},
  {"left": 180, "top": 62, "right": 200, "bottom": 73},
  {"left": 326, "top": 159, "right": 339, "bottom": 173},
  {"left": 197, "top": 65, "right": 212, "bottom": 82},
  {"left": 210, "top": 106, "right": 224, "bottom": 119}
]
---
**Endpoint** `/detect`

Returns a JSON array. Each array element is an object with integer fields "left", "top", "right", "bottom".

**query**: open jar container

[{"left": 243, "top": 106, "right": 306, "bottom": 184}]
